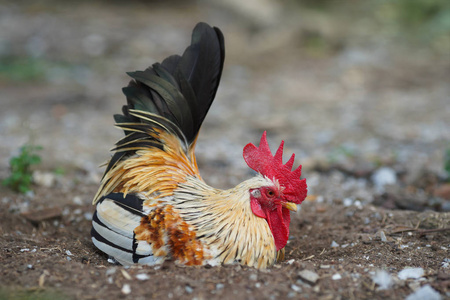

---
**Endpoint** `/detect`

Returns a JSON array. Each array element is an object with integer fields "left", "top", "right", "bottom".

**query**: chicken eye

[{"left": 266, "top": 189, "right": 275, "bottom": 198}]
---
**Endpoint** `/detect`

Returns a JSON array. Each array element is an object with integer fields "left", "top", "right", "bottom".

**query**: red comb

[{"left": 243, "top": 131, "right": 307, "bottom": 204}]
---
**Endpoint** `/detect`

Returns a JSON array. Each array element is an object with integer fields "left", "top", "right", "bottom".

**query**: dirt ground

[
  {"left": 1, "top": 184, "right": 449, "bottom": 300},
  {"left": 1, "top": 1, "right": 450, "bottom": 299}
]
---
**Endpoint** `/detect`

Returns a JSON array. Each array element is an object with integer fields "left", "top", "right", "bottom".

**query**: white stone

[
  {"left": 331, "top": 241, "right": 340, "bottom": 248},
  {"left": 332, "top": 273, "right": 342, "bottom": 280},
  {"left": 298, "top": 270, "right": 320, "bottom": 284},
  {"left": 107, "top": 258, "right": 116, "bottom": 264},
  {"left": 380, "top": 231, "right": 388, "bottom": 242},
  {"left": 136, "top": 273, "right": 150, "bottom": 281},
  {"left": 291, "top": 284, "right": 302, "bottom": 292},
  {"left": 286, "top": 259, "right": 295, "bottom": 265},
  {"left": 105, "top": 268, "right": 116, "bottom": 276},
  {"left": 372, "top": 167, "right": 397, "bottom": 192},
  {"left": 405, "top": 285, "right": 441, "bottom": 300},
  {"left": 442, "top": 258, "right": 449, "bottom": 268},
  {"left": 33, "top": 171, "right": 56, "bottom": 188},
  {"left": 343, "top": 198, "right": 353, "bottom": 207},
  {"left": 72, "top": 196, "right": 83, "bottom": 205},
  {"left": 398, "top": 268, "right": 424, "bottom": 280},
  {"left": 121, "top": 284, "right": 131, "bottom": 295},
  {"left": 372, "top": 270, "right": 393, "bottom": 290}
]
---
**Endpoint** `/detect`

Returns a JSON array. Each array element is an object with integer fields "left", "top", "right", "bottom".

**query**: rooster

[{"left": 91, "top": 22, "right": 307, "bottom": 269}]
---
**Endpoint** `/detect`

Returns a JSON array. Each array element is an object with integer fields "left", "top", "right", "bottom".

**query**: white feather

[
  {"left": 92, "top": 219, "right": 133, "bottom": 251},
  {"left": 136, "top": 255, "right": 164, "bottom": 266},
  {"left": 92, "top": 237, "right": 133, "bottom": 266},
  {"left": 135, "top": 240, "right": 152, "bottom": 256},
  {"left": 96, "top": 199, "right": 141, "bottom": 238}
]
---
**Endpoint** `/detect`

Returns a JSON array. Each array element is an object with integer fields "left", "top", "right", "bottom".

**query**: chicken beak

[{"left": 282, "top": 202, "right": 298, "bottom": 212}]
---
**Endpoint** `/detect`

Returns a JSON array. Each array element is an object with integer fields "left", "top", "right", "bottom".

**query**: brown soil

[{"left": 1, "top": 183, "right": 449, "bottom": 300}]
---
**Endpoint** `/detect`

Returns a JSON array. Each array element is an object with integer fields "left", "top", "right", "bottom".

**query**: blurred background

[{"left": 1, "top": 0, "right": 449, "bottom": 210}]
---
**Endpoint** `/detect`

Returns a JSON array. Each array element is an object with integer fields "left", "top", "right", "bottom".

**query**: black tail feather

[
  {"left": 101, "top": 22, "right": 224, "bottom": 185},
  {"left": 119, "top": 22, "right": 225, "bottom": 146}
]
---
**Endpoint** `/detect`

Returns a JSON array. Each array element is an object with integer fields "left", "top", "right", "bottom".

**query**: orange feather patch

[{"left": 134, "top": 205, "right": 209, "bottom": 266}]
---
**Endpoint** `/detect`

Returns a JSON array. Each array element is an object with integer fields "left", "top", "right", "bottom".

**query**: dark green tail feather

[{"left": 103, "top": 23, "right": 225, "bottom": 179}]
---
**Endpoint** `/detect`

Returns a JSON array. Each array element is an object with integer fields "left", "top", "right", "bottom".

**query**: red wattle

[{"left": 265, "top": 206, "right": 291, "bottom": 251}]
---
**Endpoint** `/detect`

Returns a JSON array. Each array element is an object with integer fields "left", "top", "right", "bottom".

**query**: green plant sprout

[
  {"left": 445, "top": 147, "right": 450, "bottom": 181},
  {"left": 2, "top": 145, "right": 42, "bottom": 193}
]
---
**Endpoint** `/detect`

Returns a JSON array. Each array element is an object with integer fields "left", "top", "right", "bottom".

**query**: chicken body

[
  {"left": 91, "top": 23, "right": 307, "bottom": 269},
  {"left": 94, "top": 176, "right": 278, "bottom": 268}
]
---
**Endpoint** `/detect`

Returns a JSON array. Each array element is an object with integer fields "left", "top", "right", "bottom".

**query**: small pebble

[
  {"left": 185, "top": 286, "right": 193, "bottom": 294},
  {"left": 331, "top": 241, "right": 340, "bottom": 248},
  {"left": 398, "top": 268, "right": 424, "bottom": 280},
  {"left": 136, "top": 273, "right": 150, "bottom": 281},
  {"left": 84, "top": 212, "right": 93, "bottom": 221},
  {"left": 343, "top": 198, "right": 353, "bottom": 207},
  {"left": 66, "top": 250, "right": 73, "bottom": 256},
  {"left": 107, "top": 258, "right": 116, "bottom": 264},
  {"left": 25, "top": 191, "right": 34, "bottom": 199},
  {"left": 405, "top": 284, "right": 442, "bottom": 300},
  {"left": 380, "top": 231, "right": 388, "bottom": 242},
  {"left": 345, "top": 210, "right": 355, "bottom": 217},
  {"left": 332, "top": 273, "right": 342, "bottom": 280},
  {"left": 72, "top": 196, "right": 83, "bottom": 205},
  {"left": 442, "top": 259, "right": 449, "bottom": 268},
  {"left": 216, "top": 283, "right": 225, "bottom": 290},
  {"left": 33, "top": 171, "right": 56, "bottom": 188},
  {"left": 298, "top": 269, "right": 319, "bottom": 284},
  {"left": 105, "top": 268, "right": 116, "bottom": 276},
  {"left": 249, "top": 273, "right": 258, "bottom": 281},
  {"left": 121, "top": 284, "right": 131, "bottom": 295},
  {"left": 372, "top": 167, "right": 397, "bottom": 192},
  {"left": 291, "top": 284, "right": 302, "bottom": 292},
  {"left": 372, "top": 270, "right": 393, "bottom": 290}
]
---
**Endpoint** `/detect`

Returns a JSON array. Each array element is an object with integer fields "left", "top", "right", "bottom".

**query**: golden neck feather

[{"left": 171, "top": 176, "right": 278, "bottom": 268}]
